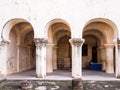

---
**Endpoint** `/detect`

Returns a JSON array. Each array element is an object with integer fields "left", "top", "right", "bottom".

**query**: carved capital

[
  {"left": 117, "top": 39, "right": 120, "bottom": 44},
  {"left": 117, "top": 40, "right": 120, "bottom": 47},
  {"left": 0, "top": 40, "right": 9, "bottom": 46},
  {"left": 34, "top": 38, "right": 48, "bottom": 47},
  {"left": 117, "top": 40, "right": 120, "bottom": 50},
  {"left": 104, "top": 44, "right": 114, "bottom": 48},
  {"left": 69, "top": 38, "right": 84, "bottom": 46}
]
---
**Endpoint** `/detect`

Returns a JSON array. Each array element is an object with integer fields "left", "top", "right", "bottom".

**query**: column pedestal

[
  {"left": 34, "top": 38, "right": 48, "bottom": 78},
  {"left": 69, "top": 38, "right": 84, "bottom": 78}
]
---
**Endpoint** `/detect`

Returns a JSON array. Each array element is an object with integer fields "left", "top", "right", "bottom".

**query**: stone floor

[
  {"left": 4, "top": 70, "right": 120, "bottom": 90},
  {"left": 6, "top": 69, "right": 120, "bottom": 81}
]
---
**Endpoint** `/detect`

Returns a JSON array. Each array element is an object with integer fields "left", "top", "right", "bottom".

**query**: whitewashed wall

[{"left": 0, "top": 0, "right": 120, "bottom": 39}]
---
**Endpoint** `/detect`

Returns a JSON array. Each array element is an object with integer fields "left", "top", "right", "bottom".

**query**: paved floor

[{"left": 6, "top": 69, "right": 120, "bottom": 81}]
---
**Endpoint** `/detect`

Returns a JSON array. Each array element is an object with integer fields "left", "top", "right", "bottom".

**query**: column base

[
  {"left": 46, "top": 71, "right": 53, "bottom": 73},
  {"left": 36, "top": 74, "right": 46, "bottom": 78},
  {"left": 106, "top": 70, "right": 114, "bottom": 74},
  {"left": 72, "top": 75, "right": 82, "bottom": 78},
  {"left": 116, "top": 74, "right": 120, "bottom": 78},
  {"left": 46, "top": 68, "right": 53, "bottom": 73}
]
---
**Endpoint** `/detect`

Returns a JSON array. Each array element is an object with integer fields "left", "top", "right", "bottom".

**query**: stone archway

[
  {"left": 2, "top": 19, "right": 35, "bottom": 75},
  {"left": 83, "top": 19, "right": 117, "bottom": 74},
  {"left": 20, "top": 30, "right": 36, "bottom": 72},
  {"left": 46, "top": 19, "right": 71, "bottom": 73},
  {"left": 57, "top": 31, "right": 71, "bottom": 70},
  {"left": 82, "top": 34, "right": 100, "bottom": 69}
]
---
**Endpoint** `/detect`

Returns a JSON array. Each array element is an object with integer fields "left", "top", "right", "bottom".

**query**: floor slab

[{"left": 6, "top": 70, "right": 120, "bottom": 81}]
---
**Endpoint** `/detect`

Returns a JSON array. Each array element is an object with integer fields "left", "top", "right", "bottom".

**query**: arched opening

[
  {"left": 46, "top": 19, "right": 71, "bottom": 74},
  {"left": 82, "top": 34, "right": 100, "bottom": 69},
  {"left": 82, "top": 19, "right": 117, "bottom": 75},
  {"left": 4, "top": 20, "right": 35, "bottom": 75},
  {"left": 57, "top": 31, "right": 71, "bottom": 70}
]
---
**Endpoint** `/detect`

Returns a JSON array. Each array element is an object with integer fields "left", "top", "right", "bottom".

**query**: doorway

[{"left": 92, "top": 46, "right": 97, "bottom": 63}]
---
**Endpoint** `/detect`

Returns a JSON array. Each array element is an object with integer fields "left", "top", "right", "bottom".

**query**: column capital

[
  {"left": 69, "top": 38, "right": 84, "bottom": 46},
  {"left": 34, "top": 38, "right": 48, "bottom": 46},
  {"left": 0, "top": 40, "right": 9, "bottom": 46},
  {"left": 117, "top": 40, "right": 120, "bottom": 50},
  {"left": 117, "top": 40, "right": 120, "bottom": 46},
  {"left": 104, "top": 44, "right": 114, "bottom": 48}
]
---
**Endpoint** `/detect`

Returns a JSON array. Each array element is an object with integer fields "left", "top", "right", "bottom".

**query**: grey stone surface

[
  {"left": 1, "top": 79, "right": 120, "bottom": 90},
  {"left": 83, "top": 80, "right": 120, "bottom": 90},
  {"left": 2, "top": 70, "right": 120, "bottom": 90},
  {"left": 0, "top": 80, "right": 72, "bottom": 90},
  {"left": 72, "top": 78, "right": 83, "bottom": 90}
]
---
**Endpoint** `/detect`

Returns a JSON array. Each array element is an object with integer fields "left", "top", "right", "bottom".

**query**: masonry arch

[
  {"left": 46, "top": 19, "right": 71, "bottom": 73},
  {"left": 2, "top": 19, "right": 32, "bottom": 41},
  {"left": 2, "top": 19, "right": 35, "bottom": 75},
  {"left": 83, "top": 18, "right": 118, "bottom": 39},
  {"left": 82, "top": 18, "right": 118, "bottom": 74},
  {"left": 45, "top": 18, "right": 71, "bottom": 41}
]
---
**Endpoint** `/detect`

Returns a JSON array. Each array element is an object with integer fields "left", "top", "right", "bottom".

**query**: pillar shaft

[
  {"left": 34, "top": 38, "right": 48, "bottom": 78},
  {"left": 116, "top": 40, "right": 120, "bottom": 78},
  {"left": 0, "top": 40, "right": 9, "bottom": 76},
  {"left": 53, "top": 46, "right": 57, "bottom": 70},
  {"left": 16, "top": 42, "right": 20, "bottom": 72},
  {"left": 105, "top": 44, "right": 114, "bottom": 73},
  {"left": 46, "top": 43, "right": 54, "bottom": 72},
  {"left": 99, "top": 46, "right": 106, "bottom": 71},
  {"left": 69, "top": 38, "right": 84, "bottom": 78}
]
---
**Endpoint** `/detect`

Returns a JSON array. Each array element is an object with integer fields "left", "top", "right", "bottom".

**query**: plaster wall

[
  {"left": 0, "top": 0, "right": 119, "bottom": 76},
  {"left": 0, "top": 0, "right": 120, "bottom": 39}
]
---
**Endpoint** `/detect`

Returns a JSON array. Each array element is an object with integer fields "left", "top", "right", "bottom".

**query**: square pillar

[
  {"left": 104, "top": 44, "right": 114, "bottom": 73},
  {"left": 99, "top": 46, "right": 106, "bottom": 71},
  {"left": 34, "top": 38, "right": 48, "bottom": 78},
  {"left": 46, "top": 43, "right": 55, "bottom": 72},
  {"left": 69, "top": 38, "right": 84, "bottom": 78},
  {"left": 116, "top": 40, "right": 120, "bottom": 78},
  {"left": 53, "top": 45, "right": 57, "bottom": 70}
]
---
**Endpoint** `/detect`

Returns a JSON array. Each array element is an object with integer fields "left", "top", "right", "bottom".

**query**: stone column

[
  {"left": 53, "top": 45, "right": 57, "bottom": 70},
  {"left": 116, "top": 40, "right": 120, "bottom": 78},
  {"left": 0, "top": 40, "right": 9, "bottom": 76},
  {"left": 27, "top": 45, "right": 31, "bottom": 70},
  {"left": 99, "top": 46, "right": 106, "bottom": 71},
  {"left": 34, "top": 38, "right": 48, "bottom": 78},
  {"left": 69, "top": 38, "right": 84, "bottom": 78},
  {"left": 104, "top": 44, "right": 114, "bottom": 73},
  {"left": 46, "top": 43, "right": 54, "bottom": 72},
  {"left": 16, "top": 41, "right": 20, "bottom": 72}
]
